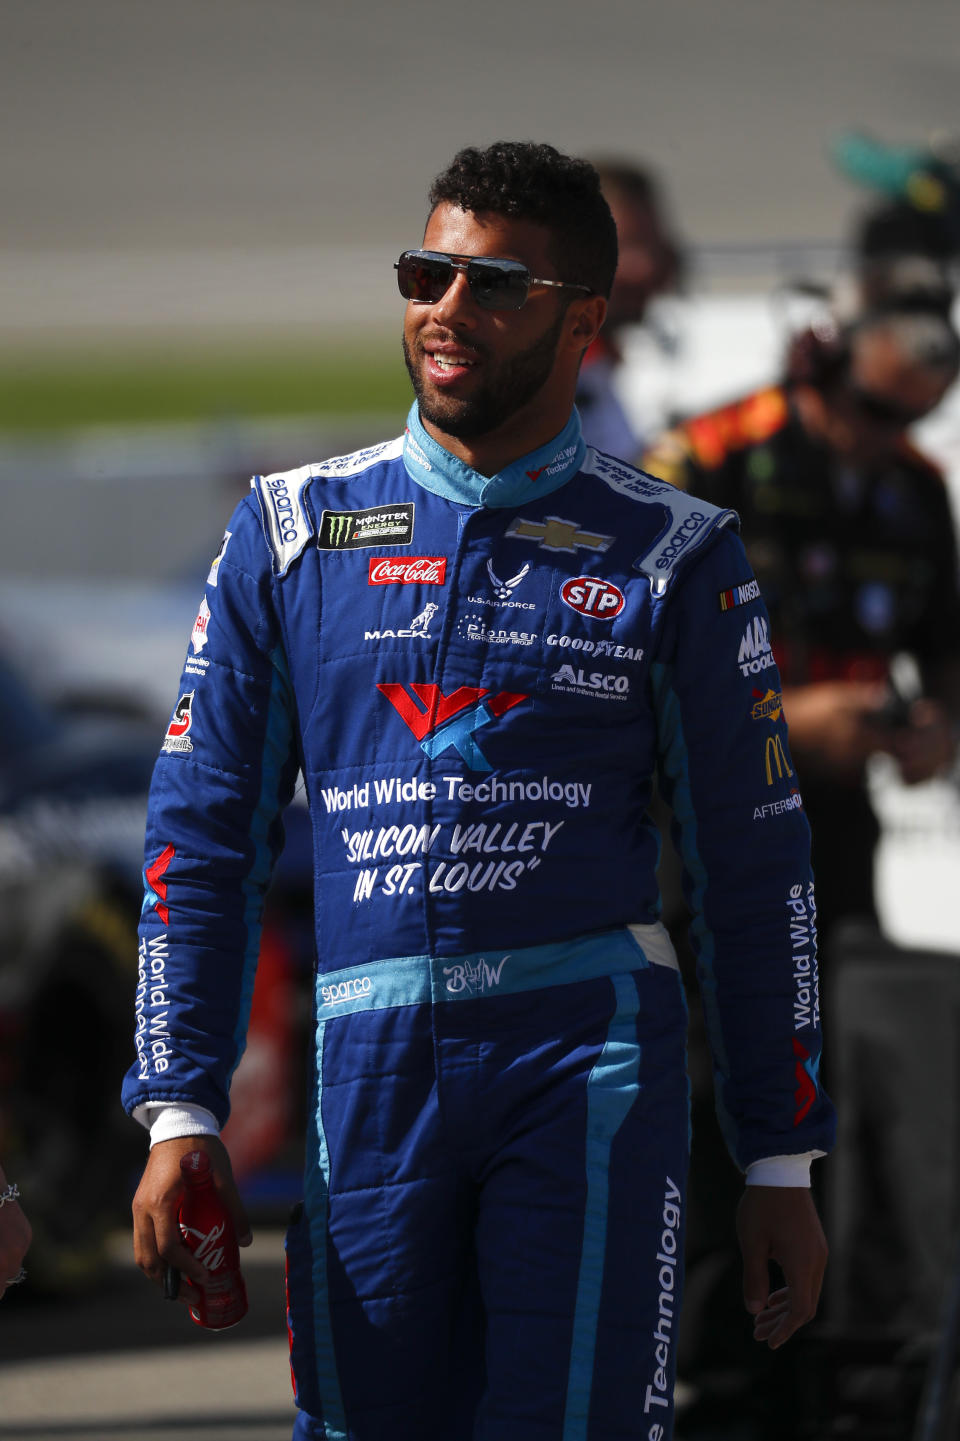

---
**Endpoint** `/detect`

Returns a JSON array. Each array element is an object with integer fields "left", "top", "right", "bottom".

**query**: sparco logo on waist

[
  {"left": 560, "top": 575, "right": 625, "bottom": 619},
  {"left": 318, "top": 503, "right": 415, "bottom": 550},
  {"left": 369, "top": 556, "right": 446, "bottom": 585},
  {"left": 653, "top": 512, "right": 706, "bottom": 570}
]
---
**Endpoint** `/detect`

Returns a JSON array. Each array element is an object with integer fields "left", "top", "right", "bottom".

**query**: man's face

[
  {"left": 402, "top": 203, "right": 575, "bottom": 445},
  {"left": 604, "top": 191, "right": 678, "bottom": 331},
  {"left": 829, "top": 329, "right": 953, "bottom": 466}
]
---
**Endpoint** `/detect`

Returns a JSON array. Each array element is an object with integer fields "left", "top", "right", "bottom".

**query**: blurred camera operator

[{"left": 646, "top": 303, "right": 960, "bottom": 946}]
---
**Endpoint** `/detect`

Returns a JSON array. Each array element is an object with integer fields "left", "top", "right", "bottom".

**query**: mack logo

[
  {"left": 318, "top": 503, "right": 415, "bottom": 550},
  {"left": 369, "top": 556, "right": 446, "bottom": 586},
  {"left": 504, "top": 515, "right": 614, "bottom": 553},
  {"left": 560, "top": 575, "right": 625, "bottom": 619},
  {"left": 377, "top": 683, "right": 526, "bottom": 771}
]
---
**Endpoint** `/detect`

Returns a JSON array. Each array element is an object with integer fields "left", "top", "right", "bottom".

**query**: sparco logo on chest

[
  {"left": 560, "top": 575, "right": 625, "bottom": 619},
  {"left": 369, "top": 556, "right": 446, "bottom": 586}
]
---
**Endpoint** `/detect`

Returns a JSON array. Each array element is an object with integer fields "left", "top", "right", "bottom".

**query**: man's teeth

[{"left": 434, "top": 354, "right": 474, "bottom": 369}]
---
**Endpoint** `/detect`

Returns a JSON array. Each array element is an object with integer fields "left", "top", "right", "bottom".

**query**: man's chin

[{"left": 417, "top": 392, "right": 494, "bottom": 441}]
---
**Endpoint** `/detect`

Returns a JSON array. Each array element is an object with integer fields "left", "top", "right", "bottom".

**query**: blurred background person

[
  {"left": 0, "top": 1161, "right": 30, "bottom": 1299},
  {"left": 646, "top": 300, "right": 960, "bottom": 950},
  {"left": 576, "top": 158, "right": 685, "bottom": 461}
]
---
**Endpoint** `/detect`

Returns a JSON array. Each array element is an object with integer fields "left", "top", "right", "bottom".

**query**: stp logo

[{"left": 560, "top": 576, "right": 625, "bottom": 620}]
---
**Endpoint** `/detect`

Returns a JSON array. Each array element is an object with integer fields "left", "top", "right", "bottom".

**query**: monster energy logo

[{"left": 318, "top": 503, "right": 415, "bottom": 550}]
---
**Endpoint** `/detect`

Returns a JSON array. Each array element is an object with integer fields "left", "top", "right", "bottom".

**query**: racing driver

[{"left": 123, "top": 141, "right": 835, "bottom": 1441}]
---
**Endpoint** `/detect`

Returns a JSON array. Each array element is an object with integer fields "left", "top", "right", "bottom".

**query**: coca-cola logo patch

[
  {"left": 559, "top": 576, "right": 625, "bottom": 620},
  {"left": 369, "top": 556, "right": 447, "bottom": 586}
]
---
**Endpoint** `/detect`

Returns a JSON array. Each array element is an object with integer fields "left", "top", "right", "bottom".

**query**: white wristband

[{"left": 745, "top": 1151, "right": 822, "bottom": 1187}]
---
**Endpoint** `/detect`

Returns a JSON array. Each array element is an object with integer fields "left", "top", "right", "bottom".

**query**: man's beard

[{"left": 403, "top": 308, "right": 567, "bottom": 441}]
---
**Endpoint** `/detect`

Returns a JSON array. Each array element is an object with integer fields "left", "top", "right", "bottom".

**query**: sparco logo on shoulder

[
  {"left": 654, "top": 512, "right": 706, "bottom": 569},
  {"left": 560, "top": 575, "right": 625, "bottom": 619},
  {"left": 368, "top": 556, "right": 446, "bottom": 586},
  {"left": 266, "top": 476, "right": 299, "bottom": 544}
]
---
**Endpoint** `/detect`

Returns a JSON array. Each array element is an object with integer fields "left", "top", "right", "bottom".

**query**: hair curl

[{"left": 427, "top": 142, "right": 618, "bottom": 299}]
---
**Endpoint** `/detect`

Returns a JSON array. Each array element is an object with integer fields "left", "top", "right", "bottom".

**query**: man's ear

[{"left": 565, "top": 294, "right": 607, "bottom": 353}]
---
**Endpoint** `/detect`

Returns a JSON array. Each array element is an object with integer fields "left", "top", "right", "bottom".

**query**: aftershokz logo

[
  {"left": 142, "top": 843, "right": 175, "bottom": 924},
  {"left": 560, "top": 575, "right": 625, "bottom": 619},
  {"left": 318, "top": 503, "right": 415, "bottom": 550},
  {"left": 719, "top": 577, "right": 761, "bottom": 611},
  {"left": 368, "top": 556, "right": 446, "bottom": 586},
  {"left": 162, "top": 693, "right": 195, "bottom": 754},
  {"left": 504, "top": 515, "right": 613, "bottom": 554},
  {"left": 377, "top": 682, "right": 526, "bottom": 771}
]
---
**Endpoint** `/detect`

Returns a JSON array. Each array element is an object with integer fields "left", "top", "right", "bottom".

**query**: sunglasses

[
  {"left": 847, "top": 386, "right": 930, "bottom": 429},
  {"left": 395, "top": 249, "right": 592, "bottom": 312}
]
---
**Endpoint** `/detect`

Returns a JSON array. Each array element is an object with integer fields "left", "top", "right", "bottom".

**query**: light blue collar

[{"left": 402, "top": 402, "right": 585, "bottom": 509}]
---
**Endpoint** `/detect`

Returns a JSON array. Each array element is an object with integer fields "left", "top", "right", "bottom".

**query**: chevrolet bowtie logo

[{"left": 505, "top": 515, "right": 614, "bottom": 553}]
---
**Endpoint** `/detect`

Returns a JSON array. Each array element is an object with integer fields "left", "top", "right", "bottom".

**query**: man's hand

[
  {"left": 736, "top": 1186, "right": 827, "bottom": 1349},
  {"left": 890, "top": 697, "right": 957, "bottom": 784},
  {"left": 131, "top": 1134, "right": 252, "bottom": 1300},
  {"left": 781, "top": 681, "right": 892, "bottom": 778}
]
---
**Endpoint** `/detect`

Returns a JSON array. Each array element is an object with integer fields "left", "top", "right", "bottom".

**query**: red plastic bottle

[{"left": 177, "top": 1150, "right": 248, "bottom": 1330}]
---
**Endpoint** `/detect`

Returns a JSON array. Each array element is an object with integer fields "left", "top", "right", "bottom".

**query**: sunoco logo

[
  {"left": 559, "top": 575, "right": 625, "bottom": 619},
  {"left": 318, "top": 503, "right": 415, "bottom": 550}
]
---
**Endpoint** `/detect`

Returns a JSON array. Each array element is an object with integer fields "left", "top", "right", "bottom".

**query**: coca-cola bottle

[{"left": 176, "top": 1149, "right": 248, "bottom": 1330}]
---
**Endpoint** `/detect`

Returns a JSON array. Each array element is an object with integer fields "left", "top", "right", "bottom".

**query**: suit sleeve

[
  {"left": 121, "top": 495, "right": 300, "bottom": 1127},
  {"left": 651, "top": 527, "right": 836, "bottom": 1170}
]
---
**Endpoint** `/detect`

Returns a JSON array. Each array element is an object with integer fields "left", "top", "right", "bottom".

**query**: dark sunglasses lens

[
  {"left": 468, "top": 260, "right": 529, "bottom": 310},
  {"left": 397, "top": 254, "right": 452, "bottom": 303}
]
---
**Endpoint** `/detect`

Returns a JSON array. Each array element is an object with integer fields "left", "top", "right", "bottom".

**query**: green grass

[{"left": 0, "top": 342, "right": 411, "bottom": 432}]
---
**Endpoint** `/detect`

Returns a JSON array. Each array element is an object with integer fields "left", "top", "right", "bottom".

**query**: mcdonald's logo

[{"left": 764, "top": 734, "right": 793, "bottom": 785}]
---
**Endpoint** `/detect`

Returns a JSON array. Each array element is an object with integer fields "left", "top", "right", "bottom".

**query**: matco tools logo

[
  {"left": 377, "top": 682, "right": 526, "bottom": 771},
  {"left": 369, "top": 556, "right": 446, "bottom": 586},
  {"left": 504, "top": 515, "right": 613, "bottom": 554},
  {"left": 318, "top": 503, "right": 415, "bottom": 550},
  {"left": 738, "top": 615, "right": 775, "bottom": 676},
  {"left": 560, "top": 575, "right": 625, "bottom": 619}
]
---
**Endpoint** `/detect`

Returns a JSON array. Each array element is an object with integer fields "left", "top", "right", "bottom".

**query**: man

[
  {"left": 575, "top": 159, "right": 684, "bottom": 461},
  {"left": 646, "top": 304, "right": 960, "bottom": 943},
  {"left": 0, "top": 1160, "right": 30, "bottom": 1299},
  {"left": 124, "top": 142, "right": 833, "bottom": 1441}
]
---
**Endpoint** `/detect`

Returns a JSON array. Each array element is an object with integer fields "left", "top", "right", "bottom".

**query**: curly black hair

[{"left": 427, "top": 142, "right": 618, "bottom": 299}]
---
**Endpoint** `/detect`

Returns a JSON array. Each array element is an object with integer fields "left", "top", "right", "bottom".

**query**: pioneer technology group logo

[{"left": 377, "top": 683, "right": 526, "bottom": 770}]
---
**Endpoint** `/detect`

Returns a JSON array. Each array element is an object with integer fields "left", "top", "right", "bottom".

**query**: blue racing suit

[{"left": 122, "top": 403, "right": 835, "bottom": 1441}]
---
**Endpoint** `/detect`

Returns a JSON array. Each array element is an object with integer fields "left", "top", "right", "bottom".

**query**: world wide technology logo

[{"left": 377, "top": 683, "right": 526, "bottom": 771}]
